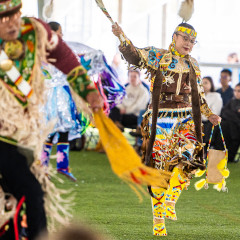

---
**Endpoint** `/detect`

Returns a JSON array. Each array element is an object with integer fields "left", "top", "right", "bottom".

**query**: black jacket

[{"left": 221, "top": 98, "right": 240, "bottom": 139}]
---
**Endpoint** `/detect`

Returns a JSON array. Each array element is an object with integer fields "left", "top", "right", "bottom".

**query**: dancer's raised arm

[{"left": 112, "top": 23, "right": 144, "bottom": 68}]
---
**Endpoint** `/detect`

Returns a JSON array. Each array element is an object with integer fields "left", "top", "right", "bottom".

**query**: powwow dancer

[
  {"left": 111, "top": 0, "right": 221, "bottom": 236},
  {"left": 41, "top": 22, "right": 83, "bottom": 182},
  {"left": 41, "top": 21, "right": 126, "bottom": 179},
  {"left": 0, "top": 0, "right": 103, "bottom": 239}
]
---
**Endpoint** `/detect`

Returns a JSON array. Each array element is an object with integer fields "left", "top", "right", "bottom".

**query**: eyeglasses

[
  {"left": 0, "top": 11, "right": 21, "bottom": 24},
  {"left": 176, "top": 33, "right": 197, "bottom": 45}
]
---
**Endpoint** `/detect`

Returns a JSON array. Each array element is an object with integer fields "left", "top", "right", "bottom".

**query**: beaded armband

[
  {"left": 200, "top": 103, "right": 213, "bottom": 118},
  {"left": 119, "top": 33, "right": 131, "bottom": 47},
  {"left": 67, "top": 65, "right": 97, "bottom": 100}
]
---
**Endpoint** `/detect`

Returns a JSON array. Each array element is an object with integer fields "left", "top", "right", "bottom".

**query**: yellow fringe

[
  {"left": 213, "top": 179, "right": 227, "bottom": 192},
  {"left": 94, "top": 110, "right": 172, "bottom": 193},
  {"left": 195, "top": 154, "right": 229, "bottom": 192},
  {"left": 217, "top": 157, "right": 227, "bottom": 170},
  {"left": 220, "top": 169, "right": 230, "bottom": 178},
  {"left": 194, "top": 178, "right": 206, "bottom": 191},
  {"left": 195, "top": 169, "right": 206, "bottom": 177}
]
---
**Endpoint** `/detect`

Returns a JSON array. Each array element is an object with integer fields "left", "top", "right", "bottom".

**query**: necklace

[
  {"left": 1, "top": 39, "right": 25, "bottom": 60},
  {"left": 171, "top": 45, "right": 185, "bottom": 58}
]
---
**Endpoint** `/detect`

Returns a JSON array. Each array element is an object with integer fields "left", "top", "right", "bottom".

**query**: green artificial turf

[{"left": 51, "top": 150, "right": 240, "bottom": 240}]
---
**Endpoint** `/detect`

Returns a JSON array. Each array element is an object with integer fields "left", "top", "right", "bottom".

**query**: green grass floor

[{"left": 51, "top": 150, "right": 240, "bottom": 240}]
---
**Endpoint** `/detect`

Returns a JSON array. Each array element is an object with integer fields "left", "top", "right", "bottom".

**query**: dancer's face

[
  {"left": 173, "top": 32, "right": 196, "bottom": 55},
  {"left": 0, "top": 11, "right": 21, "bottom": 41}
]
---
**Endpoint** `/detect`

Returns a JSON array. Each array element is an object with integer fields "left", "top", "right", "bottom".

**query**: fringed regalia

[
  {"left": 0, "top": 11, "right": 97, "bottom": 239},
  {"left": 69, "top": 42, "right": 126, "bottom": 114},
  {"left": 42, "top": 64, "right": 87, "bottom": 140},
  {"left": 118, "top": 25, "right": 214, "bottom": 236}
]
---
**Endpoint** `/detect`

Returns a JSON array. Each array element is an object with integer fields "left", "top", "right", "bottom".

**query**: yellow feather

[
  {"left": 220, "top": 169, "right": 230, "bottom": 178},
  {"left": 195, "top": 169, "right": 206, "bottom": 177},
  {"left": 217, "top": 158, "right": 227, "bottom": 170},
  {"left": 93, "top": 110, "right": 172, "bottom": 189},
  {"left": 213, "top": 182, "right": 223, "bottom": 192},
  {"left": 194, "top": 179, "right": 206, "bottom": 191}
]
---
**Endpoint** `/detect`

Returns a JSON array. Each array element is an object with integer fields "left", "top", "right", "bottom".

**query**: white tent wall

[
  {"left": 21, "top": 0, "right": 240, "bottom": 87},
  {"left": 21, "top": 0, "right": 38, "bottom": 17}
]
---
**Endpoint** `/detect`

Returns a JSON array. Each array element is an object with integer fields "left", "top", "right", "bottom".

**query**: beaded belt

[{"left": 160, "top": 93, "right": 191, "bottom": 103}]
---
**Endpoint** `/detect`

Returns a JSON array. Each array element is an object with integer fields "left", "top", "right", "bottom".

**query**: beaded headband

[
  {"left": 0, "top": 0, "right": 21, "bottom": 16},
  {"left": 175, "top": 26, "right": 197, "bottom": 38}
]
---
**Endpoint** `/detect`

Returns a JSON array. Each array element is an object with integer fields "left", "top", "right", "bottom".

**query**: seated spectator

[
  {"left": 129, "top": 108, "right": 147, "bottom": 155},
  {"left": 221, "top": 83, "right": 240, "bottom": 162},
  {"left": 109, "top": 68, "right": 150, "bottom": 131},
  {"left": 216, "top": 69, "right": 234, "bottom": 106},
  {"left": 202, "top": 76, "right": 223, "bottom": 154}
]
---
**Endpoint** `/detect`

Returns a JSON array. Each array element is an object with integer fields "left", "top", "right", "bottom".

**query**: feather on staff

[
  {"left": 178, "top": 0, "right": 194, "bottom": 22},
  {"left": 95, "top": 0, "right": 125, "bottom": 42},
  {"left": 43, "top": 0, "right": 54, "bottom": 20}
]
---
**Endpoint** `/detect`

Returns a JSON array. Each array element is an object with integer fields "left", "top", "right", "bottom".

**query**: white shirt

[
  {"left": 202, "top": 92, "right": 223, "bottom": 121},
  {"left": 117, "top": 83, "right": 150, "bottom": 116}
]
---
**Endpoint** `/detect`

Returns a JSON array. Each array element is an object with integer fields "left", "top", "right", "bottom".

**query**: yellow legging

[
  {"left": 151, "top": 187, "right": 167, "bottom": 219},
  {"left": 152, "top": 167, "right": 187, "bottom": 219},
  {"left": 165, "top": 167, "right": 187, "bottom": 203}
]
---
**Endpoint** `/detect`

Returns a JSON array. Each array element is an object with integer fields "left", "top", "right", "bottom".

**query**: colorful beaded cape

[{"left": 0, "top": 17, "right": 36, "bottom": 107}]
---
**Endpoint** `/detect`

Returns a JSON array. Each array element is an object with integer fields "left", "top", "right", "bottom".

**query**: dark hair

[
  {"left": 173, "top": 23, "right": 196, "bottom": 40},
  {"left": 128, "top": 67, "right": 140, "bottom": 77},
  {"left": 235, "top": 83, "right": 240, "bottom": 88},
  {"left": 48, "top": 21, "right": 61, "bottom": 32},
  {"left": 177, "top": 22, "right": 195, "bottom": 31},
  {"left": 203, "top": 76, "right": 215, "bottom": 92},
  {"left": 221, "top": 69, "right": 232, "bottom": 77}
]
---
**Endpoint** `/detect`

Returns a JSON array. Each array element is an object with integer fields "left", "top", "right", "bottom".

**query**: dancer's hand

[
  {"left": 86, "top": 92, "right": 104, "bottom": 113},
  {"left": 208, "top": 114, "right": 221, "bottom": 126},
  {"left": 112, "top": 23, "right": 123, "bottom": 37}
]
